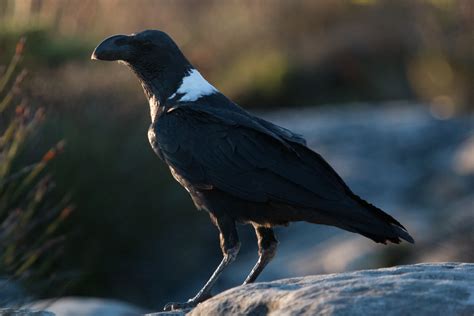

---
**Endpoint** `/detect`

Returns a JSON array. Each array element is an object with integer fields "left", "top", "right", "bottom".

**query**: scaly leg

[
  {"left": 163, "top": 215, "right": 240, "bottom": 311},
  {"left": 243, "top": 225, "right": 278, "bottom": 285}
]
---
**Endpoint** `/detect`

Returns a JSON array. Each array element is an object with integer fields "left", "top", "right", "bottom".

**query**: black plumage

[{"left": 92, "top": 30, "right": 414, "bottom": 311}]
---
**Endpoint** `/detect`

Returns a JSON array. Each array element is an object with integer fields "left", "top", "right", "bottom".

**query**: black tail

[
  {"left": 289, "top": 142, "right": 414, "bottom": 244},
  {"left": 348, "top": 193, "right": 415, "bottom": 244}
]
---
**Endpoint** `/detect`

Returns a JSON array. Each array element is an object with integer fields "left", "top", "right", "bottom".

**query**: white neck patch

[{"left": 171, "top": 69, "right": 217, "bottom": 102}]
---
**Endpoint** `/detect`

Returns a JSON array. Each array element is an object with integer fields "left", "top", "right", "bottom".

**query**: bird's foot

[
  {"left": 163, "top": 300, "right": 196, "bottom": 312},
  {"left": 163, "top": 293, "right": 213, "bottom": 311}
]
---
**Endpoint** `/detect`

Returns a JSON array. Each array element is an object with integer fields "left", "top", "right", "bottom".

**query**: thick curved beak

[{"left": 91, "top": 34, "right": 132, "bottom": 61}]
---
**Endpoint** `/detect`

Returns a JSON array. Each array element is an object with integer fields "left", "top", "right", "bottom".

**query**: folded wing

[{"left": 155, "top": 105, "right": 357, "bottom": 211}]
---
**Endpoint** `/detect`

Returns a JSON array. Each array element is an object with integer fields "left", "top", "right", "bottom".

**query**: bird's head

[{"left": 91, "top": 30, "right": 190, "bottom": 79}]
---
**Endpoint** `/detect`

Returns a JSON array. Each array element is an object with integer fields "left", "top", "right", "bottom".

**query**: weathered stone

[
  {"left": 31, "top": 297, "right": 144, "bottom": 316},
  {"left": 189, "top": 263, "right": 474, "bottom": 316},
  {"left": 0, "top": 309, "right": 54, "bottom": 316},
  {"left": 145, "top": 311, "right": 187, "bottom": 316}
]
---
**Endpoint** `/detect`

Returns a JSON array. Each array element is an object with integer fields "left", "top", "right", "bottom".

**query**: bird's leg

[
  {"left": 243, "top": 225, "right": 278, "bottom": 285},
  {"left": 163, "top": 215, "right": 240, "bottom": 311}
]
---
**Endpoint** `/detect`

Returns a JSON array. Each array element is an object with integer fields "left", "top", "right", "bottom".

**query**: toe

[
  {"left": 163, "top": 300, "right": 197, "bottom": 311},
  {"left": 163, "top": 302, "right": 176, "bottom": 311}
]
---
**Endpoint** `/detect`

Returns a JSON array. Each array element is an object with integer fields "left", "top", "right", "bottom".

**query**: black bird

[{"left": 92, "top": 30, "right": 414, "bottom": 311}]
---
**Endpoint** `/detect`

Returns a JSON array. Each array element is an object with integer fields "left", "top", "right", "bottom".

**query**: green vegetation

[
  {"left": 0, "top": 28, "right": 93, "bottom": 66},
  {"left": 0, "top": 38, "right": 72, "bottom": 299}
]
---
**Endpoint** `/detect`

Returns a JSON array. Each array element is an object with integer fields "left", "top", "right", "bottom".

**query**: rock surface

[
  {"left": 31, "top": 297, "right": 144, "bottom": 316},
  {"left": 0, "top": 309, "right": 54, "bottom": 316},
  {"left": 186, "top": 263, "right": 473, "bottom": 316}
]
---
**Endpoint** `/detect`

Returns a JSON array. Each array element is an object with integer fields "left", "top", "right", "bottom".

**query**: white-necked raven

[{"left": 92, "top": 30, "right": 414, "bottom": 311}]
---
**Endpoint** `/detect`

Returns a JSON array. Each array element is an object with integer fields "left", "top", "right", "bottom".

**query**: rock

[
  {"left": 0, "top": 278, "right": 28, "bottom": 307},
  {"left": 144, "top": 311, "right": 186, "bottom": 316},
  {"left": 0, "top": 309, "right": 54, "bottom": 316},
  {"left": 189, "top": 263, "right": 474, "bottom": 316},
  {"left": 31, "top": 297, "right": 145, "bottom": 316}
]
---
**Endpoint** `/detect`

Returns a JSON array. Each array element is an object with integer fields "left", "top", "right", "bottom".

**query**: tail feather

[
  {"left": 346, "top": 193, "right": 415, "bottom": 244},
  {"left": 391, "top": 223, "right": 415, "bottom": 244},
  {"left": 350, "top": 192, "right": 404, "bottom": 228}
]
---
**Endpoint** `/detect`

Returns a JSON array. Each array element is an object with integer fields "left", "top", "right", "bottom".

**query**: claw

[
  {"left": 163, "top": 291, "right": 214, "bottom": 312},
  {"left": 163, "top": 299, "right": 197, "bottom": 311}
]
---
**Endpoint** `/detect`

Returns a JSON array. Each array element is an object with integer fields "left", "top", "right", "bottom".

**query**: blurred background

[{"left": 0, "top": 0, "right": 473, "bottom": 313}]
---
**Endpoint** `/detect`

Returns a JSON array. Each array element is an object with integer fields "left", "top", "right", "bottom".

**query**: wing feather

[{"left": 155, "top": 106, "right": 355, "bottom": 210}]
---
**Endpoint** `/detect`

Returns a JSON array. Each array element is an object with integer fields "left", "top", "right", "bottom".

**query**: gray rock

[
  {"left": 31, "top": 297, "right": 144, "bottom": 316},
  {"left": 189, "top": 262, "right": 474, "bottom": 316},
  {"left": 0, "top": 278, "right": 28, "bottom": 307},
  {"left": 0, "top": 309, "right": 54, "bottom": 316},
  {"left": 144, "top": 311, "right": 186, "bottom": 316}
]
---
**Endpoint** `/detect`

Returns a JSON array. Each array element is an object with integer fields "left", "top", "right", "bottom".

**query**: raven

[{"left": 92, "top": 30, "right": 414, "bottom": 311}]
